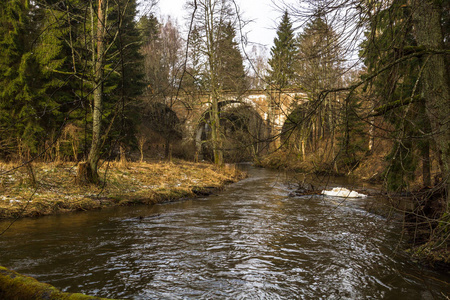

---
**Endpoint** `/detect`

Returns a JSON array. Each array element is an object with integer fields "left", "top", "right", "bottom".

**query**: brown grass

[{"left": 0, "top": 160, "right": 246, "bottom": 219}]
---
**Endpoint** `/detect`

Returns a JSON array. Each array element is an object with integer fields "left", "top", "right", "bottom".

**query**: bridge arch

[
  {"left": 280, "top": 102, "right": 316, "bottom": 158},
  {"left": 168, "top": 89, "right": 308, "bottom": 160},
  {"left": 139, "top": 102, "right": 183, "bottom": 159},
  {"left": 195, "top": 101, "right": 270, "bottom": 162}
]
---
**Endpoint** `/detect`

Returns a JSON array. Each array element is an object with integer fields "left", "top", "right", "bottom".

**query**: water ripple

[{"left": 0, "top": 166, "right": 449, "bottom": 299}]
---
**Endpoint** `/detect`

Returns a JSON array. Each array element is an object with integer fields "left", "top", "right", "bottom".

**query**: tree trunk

[
  {"left": 422, "top": 140, "right": 431, "bottom": 187},
  {"left": 210, "top": 93, "right": 223, "bottom": 166},
  {"left": 165, "top": 139, "right": 172, "bottom": 162},
  {"left": 79, "top": 0, "right": 106, "bottom": 184},
  {"left": 205, "top": 0, "right": 223, "bottom": 167},
  {"left": 119, "top": 143, "right": 127, "bottom": 166},
  {"left": 75, "top": 161, "right": 95, "bottom": 185},
  {"left": 301, "top": 139, "right": 306, "bottom": 161},
  {"left": 138, "top": 136, "right": 146, "bottom": 162},
  {"left": 72, "top": 141, "right": 78, "bottom": 161},
  {"left": 418, "top": 98, "right": 432, "bottom": 187},
  {"left": 412, "top": 0, "right": 450, "bottom": 205},
  {"left": 25, "top": 162, "right": 36, "bottom": 188}
]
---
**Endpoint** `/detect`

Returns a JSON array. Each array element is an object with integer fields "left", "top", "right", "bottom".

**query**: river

[{"left": 1, "top": 166, "right": 449, "bottom": 299}]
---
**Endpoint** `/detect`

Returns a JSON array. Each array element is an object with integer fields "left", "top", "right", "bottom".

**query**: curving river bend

[{"left": 1, "top": 166, "right": 449, "bottom": 299}]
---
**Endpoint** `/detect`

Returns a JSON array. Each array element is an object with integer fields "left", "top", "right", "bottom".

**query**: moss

[
  {"left": 408, "top": 242, "right": 450, "bottom": 271},
  {"left": 405, "top": 209, "right": 450, "bottom": 269},
  {"left": 0, "top": 266, "right": 116, "bottom": 300}
]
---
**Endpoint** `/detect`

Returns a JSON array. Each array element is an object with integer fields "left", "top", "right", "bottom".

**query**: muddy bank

[{"left": 0, "top": 160, "right": 245, "bottom": 219}]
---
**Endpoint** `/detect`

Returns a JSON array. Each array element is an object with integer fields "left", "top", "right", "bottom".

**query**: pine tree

[
  {"left": 138, "top": 14, "right": 159, "bottom": 46},
  {"left": 0, "top": 0, "right": 53, "bottom": 158},
  {"left": 68, "top": 0, "right": 144, "bottom": 181},
  {"left": 33, "top": 1, "right": 83, "bottom": 159},
  {"left": 182, "top": 25, "right": 206, "bottom": 94},
  {"left": 267, "top": 11, "right": 296, "bottom": 90},
  {"left": 0, "top": 0, "right": 145, "bottom": 168},
  {"left": 296, "top": 16, "right": 342, "bottom": 97},
  {"left": 287, "top": 15, "right": 346, "bottom": 163},
  {"left": 216, "top": 22, "right": 247, "bottom": 93},
  {"left": 107, "top": 0, "right": 145, "bottom": 160}
]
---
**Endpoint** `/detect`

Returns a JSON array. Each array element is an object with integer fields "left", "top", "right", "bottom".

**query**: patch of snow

[
  {"left": 7, "top": 199, "right": 31, "bottom": 204},
  {"left": 321, "top": 187, "right": 367, "bottom": 198},
  {"left": 142, "top": 185, "right": 158, "bottom": 189}
]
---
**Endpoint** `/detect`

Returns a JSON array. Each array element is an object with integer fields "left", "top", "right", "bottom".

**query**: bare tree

[
  {"left": 185, "top": 0, "right": 240, "bottom": 166},
  {"left": 139, "top": 16, "right": 184, "bottom": 160}
]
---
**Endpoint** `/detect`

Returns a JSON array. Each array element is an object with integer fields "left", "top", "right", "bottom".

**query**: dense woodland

[{"left": 0, "top": 0, "right": 449, "bottom": 262}]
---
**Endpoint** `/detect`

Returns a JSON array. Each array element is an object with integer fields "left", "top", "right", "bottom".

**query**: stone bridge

[{"left": 166, "top": 89, "right": 308, "bottom": 160}]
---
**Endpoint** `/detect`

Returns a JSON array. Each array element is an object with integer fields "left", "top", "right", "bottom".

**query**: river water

[{"left": 1, "top": 166, "right": 449, "bottom": 299}]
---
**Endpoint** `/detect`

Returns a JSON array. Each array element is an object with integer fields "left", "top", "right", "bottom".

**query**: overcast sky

[{"left": 147, "top": 0, "right": 293, "bottom": 50}]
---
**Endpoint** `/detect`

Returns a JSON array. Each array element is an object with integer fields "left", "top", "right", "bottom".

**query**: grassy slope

[{"left": 0, "top": 160, "right": 245, "bottom": 219}]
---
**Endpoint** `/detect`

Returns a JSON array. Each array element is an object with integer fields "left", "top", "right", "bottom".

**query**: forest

[{"left": 0, "top": 0, "right": 449, "bottom": 297}]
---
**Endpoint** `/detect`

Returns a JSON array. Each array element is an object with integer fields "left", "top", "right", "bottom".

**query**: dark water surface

[{"left": 1, "top": 166, "right": 449, "bottom": 299}]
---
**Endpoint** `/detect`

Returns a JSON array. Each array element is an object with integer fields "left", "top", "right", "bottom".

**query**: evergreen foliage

[
  {"left": 361, "top": 0, "right": 432, "bottom": 191},
  {"left": 138, "top": 14, "right": 159, "bottom": 45},
  {"left": 216, "top": 22, "right": 248, "bottom": 93},
  {"left": 267, "top": 11, "right": 296, "bottom": 89},
  {"left": 284, "top": 14, "right": 353, "bottom": 169},
  {"left": 106, "top": 0, "right": 145, "bottom": 155},
  {"left": 0, "top": 0, "right": 57, "bottom": 157},
  {"left": 182, "top": 25, "right": 206, "bottom": 94},
  {"left": 336, "top": 94, "right": 367, "bottom": 171},
  {"left": 0, "top": 0, "right": 145, "bottom": 165},
  {"left": 296, "top": 16, "right": 342, "bottom": 97}
]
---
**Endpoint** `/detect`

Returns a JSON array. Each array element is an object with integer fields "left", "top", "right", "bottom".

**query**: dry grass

[{"left": 0, "top": 160, "right": 245, "bottom": 219}]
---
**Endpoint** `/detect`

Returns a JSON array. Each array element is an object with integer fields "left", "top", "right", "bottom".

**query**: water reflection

[{"left": 0, "top": 167, "right": 449, "bottom": 299}]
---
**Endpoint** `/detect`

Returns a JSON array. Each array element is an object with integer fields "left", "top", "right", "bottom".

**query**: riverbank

[
  {"left": 0, "top": 266, "right": 114, "bottom": 300},
  {"left": 255, "top": 148, "right": 387, "bottom": 183},
  {"left": 0, "top": 160, "right": 245, "bottom": 219},
  {"left": 258, "top": 150, "right": 450, "bottom": 270}
]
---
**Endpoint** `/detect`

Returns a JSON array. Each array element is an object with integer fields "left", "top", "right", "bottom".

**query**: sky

[{"left": 150, "top": 0, "right": 292, "bottom": 50}]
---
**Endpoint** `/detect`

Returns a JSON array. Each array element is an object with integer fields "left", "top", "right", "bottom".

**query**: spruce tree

[
  {"left": 54, "top": 0, "right": 144, "bottom": 181},
  {"left": 216, "top": 22, "right": 248, "bottom": 93},
  {"left": 33, "top": 1, "right": 81, "bottom": 155},
  {"left": 0, "top": 0, "right": 53, "bottom": 158},
  {"left": 267, "top": 11, "right": 296, "bottom": 90},
  {"left": 107, "top": 0, "right": 145, "bottom": 156},
  {"left": 296, "top": 16, "right": 342, "bottom": 97}
]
